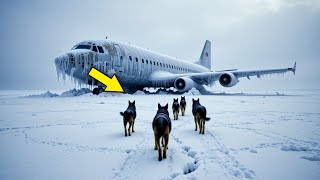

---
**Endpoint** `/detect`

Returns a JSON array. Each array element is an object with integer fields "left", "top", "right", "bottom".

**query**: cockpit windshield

[
  {"left": 74, "top": 45, "right": 91, "bottom": 50},
  {"left": 72, "top": 44, "right": 105, "bottom": 53}
]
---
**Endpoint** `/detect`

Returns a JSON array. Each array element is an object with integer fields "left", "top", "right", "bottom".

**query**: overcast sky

[{"left": 0, "top": 0, "right": 319, "bottom": 91}]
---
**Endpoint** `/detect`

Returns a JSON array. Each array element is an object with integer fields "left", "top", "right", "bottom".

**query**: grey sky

[{"left": 0, "top": 0, "right": 319, "bottom": 90}]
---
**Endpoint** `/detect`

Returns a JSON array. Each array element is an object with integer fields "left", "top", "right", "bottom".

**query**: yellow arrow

[{"left": 88, "top": 67, "right": 124, "bottom": 93}]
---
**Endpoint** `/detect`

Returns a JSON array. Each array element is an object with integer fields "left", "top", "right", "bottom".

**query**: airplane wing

[{"left": 149, "top": 62, "right": 296, "bottom": 86}]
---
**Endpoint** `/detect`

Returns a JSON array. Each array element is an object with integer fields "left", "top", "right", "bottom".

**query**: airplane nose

[
  {"left": 54, "top": 56, "right": 61, "bottom": 66},
  {"left": 54, "top": 54, "right": 69, "bottom": 71}
]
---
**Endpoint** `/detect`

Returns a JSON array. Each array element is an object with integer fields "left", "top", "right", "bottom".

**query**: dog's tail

[
  {"left": 120, "top": 111, "right": 133, "bottom": 119},
  {"left": 202, "top": 117, "right": 210, "bottom": 121}
]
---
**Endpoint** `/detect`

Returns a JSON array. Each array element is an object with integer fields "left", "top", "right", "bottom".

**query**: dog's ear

[
  {"left": 158, "top": 103, "right": 161, "bottom": 109},
  {"left": 192, "top": 98, "right": 195, "bottom": 102},
  {"left": 165, "top": 103, "right": 168, "bottom": 110},
  {"left": 120, "top": 112, "right": 124, "bottom": 116},
  {"left": 133, "top": 100, "right": 135, "bottom": 105},
  {"left": 197, "top": 98, "right": 199, "bottom": 102},
  {"left": 128, "top": 100, "right": 130, "bottom": 104}
]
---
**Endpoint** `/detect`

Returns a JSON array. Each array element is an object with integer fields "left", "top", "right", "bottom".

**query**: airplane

[{"left": 54, "top": 39, "right": 296, "bottom": 94}]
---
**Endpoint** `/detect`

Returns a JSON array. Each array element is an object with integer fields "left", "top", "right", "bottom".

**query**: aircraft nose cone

[
  {"left": 54, "top": 54, "right": 70, "bottom": 72},
  {"left": 55, "top": 54, "right": 68, "bottom": 64},
  {"left": 54, "top": 56, "right": 61, "bottom": 66}
]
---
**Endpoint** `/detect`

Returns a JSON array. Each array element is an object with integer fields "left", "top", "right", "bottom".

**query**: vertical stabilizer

[{"left": 195, "top": 40, "right": 211, "bottom": 70}]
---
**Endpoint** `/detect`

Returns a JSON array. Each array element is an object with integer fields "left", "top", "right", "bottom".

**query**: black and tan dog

[
  {"left": 153, "top": 103, "right": 171, "bottom": 161},
  {"left": 192, "top": 98, "right": 210, "bottom": 134},
  {"left": 120, "top": 100, "right": 136, "bottom": 136},
  {"left": 172, "top": 98, "right": 180, "bottom": 120},
  {"left": 180, "top": 96, "right": 186, "bottom": 116}
]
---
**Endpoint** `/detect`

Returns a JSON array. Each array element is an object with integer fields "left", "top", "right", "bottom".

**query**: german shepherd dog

[
  {"left": 180, "top": 96, "right": 186, "bottom": 116},
  {"left": 192, "top": 98, "right": 210, "bottom": 134},
  {"left": 153, "top": 103, "right": 171, "bottom": 161},
  {"left": 120, "top": 100, "right": 136, "bottom": 136},
  {"left": 172, "top": 98, "right": 180, "bottom": 120}
]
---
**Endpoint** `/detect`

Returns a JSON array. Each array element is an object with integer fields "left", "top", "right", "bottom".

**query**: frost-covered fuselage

[{"left": 54, "top": 40, "right": 209, "bottom": 91}]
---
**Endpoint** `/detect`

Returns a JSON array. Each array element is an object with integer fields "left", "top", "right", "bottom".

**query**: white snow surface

[{"left": 0, "top": 89, "right": 320, "bottom": 180}]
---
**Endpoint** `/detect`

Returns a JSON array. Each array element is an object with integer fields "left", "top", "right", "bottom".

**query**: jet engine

[
  {"left": 219, "top": 73, "right": 239, "bottom": 87},
  {"left": 174, "top": 77, "right": 195, "bottom": 92}
]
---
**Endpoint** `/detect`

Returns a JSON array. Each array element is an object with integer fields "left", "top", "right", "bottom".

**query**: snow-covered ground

[{"left": 0, "top": 89, "right": 319, "bottom": 180}]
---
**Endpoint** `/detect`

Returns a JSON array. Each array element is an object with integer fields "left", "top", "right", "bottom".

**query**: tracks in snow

[{"left": 203, "top": 130, "right": 257, "bottom": 179}]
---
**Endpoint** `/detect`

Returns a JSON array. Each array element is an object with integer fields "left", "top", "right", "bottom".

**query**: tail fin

[{"left": 195, "top": 40, "right": 211, "bottom": 70}]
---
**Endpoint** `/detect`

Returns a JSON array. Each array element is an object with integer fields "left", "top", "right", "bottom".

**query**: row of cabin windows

[{"left": 125, "top": 55, "right": 191, "bottom": 72}]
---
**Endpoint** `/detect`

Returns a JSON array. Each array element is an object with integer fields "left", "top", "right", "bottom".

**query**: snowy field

[{"left": 0, "top": 89, "right": 319, "bottom": 180}]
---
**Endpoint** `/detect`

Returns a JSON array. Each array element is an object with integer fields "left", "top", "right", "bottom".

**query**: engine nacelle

[
  {"left": 219, "top": 73, "right": 239, "bottom": 87},
  {"left": 174, "top": 77, "right": 195, "bottom": 92}
]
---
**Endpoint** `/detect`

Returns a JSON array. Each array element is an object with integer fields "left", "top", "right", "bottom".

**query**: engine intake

[
  {"left": 219, "top": 73, "right": 239, "bottom": 87},
  {"left": 174, "top": 77, "right": 195, "bottom": 92}
]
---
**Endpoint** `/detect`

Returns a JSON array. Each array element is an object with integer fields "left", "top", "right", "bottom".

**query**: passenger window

[
  {"left": 160, "top": 63, "right": 162, "bottom": 67},
  {"left": 146, "top": 60, "right": 148, "bottom": 64},
  {"left": 142, "top": 59, "right": 144, "bottom": 63},
  {"left": 120, "top": 56, "right": 123, "bottom": 60},
  {"left": 129, "top": 56, "right": 132, "bottom": 60},
  {"left": 157, "top": 62, "right": 159, "bottom": 66},
  {"left": 135, "top": 57, "right": 138, "bottom": 62},
  {"left": 92, "top": 46, "right": 98, "bottom": 52},
  {"left": 97, "top": 46, "right": 104, "bottom": 53}
]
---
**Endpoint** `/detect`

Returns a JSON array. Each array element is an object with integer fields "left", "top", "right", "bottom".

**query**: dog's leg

[
  {"left": 154, "top": 128, "right": 158, "bottom": 150},
  {"left": 194, "top": 117, "right": 197, "bottom": 131},
  {"left": 124, "top": 120, "right": 127, "bottom": 137},
  {"left": 199, "top": 118, "right": 202, "bottom": 134},
  {"left": 156, "top": 135, "right": 162, "bottom": 161},
  {"left": 202, "top": 120, "right": 205, "bottom": 134},
  {"left": 161, "top": 137, "right": 168, "bottom": 149},
  {"left": 132, "top": 118, "right": 135, "bottom": 132},
  {"left": 163, "top": 128, "right": 169, "bottom": 159},
  {"left": 128, "top": 121, "right": 132, "bottom": 136},
  {"left": 172, "top": 108, "right": 175, "bottom": 120},
  {"left": 197, "top": 115, "right": 202, "bottom": 134}
]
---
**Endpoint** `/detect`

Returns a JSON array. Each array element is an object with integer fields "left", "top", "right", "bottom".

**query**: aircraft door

[{"left": 113, "top": 44, "right": 124, "bottom": 73}]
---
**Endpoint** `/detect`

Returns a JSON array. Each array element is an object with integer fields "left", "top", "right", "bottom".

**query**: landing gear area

[{"left": 92, "top": 87, "right": 104, "bottom": 95}]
